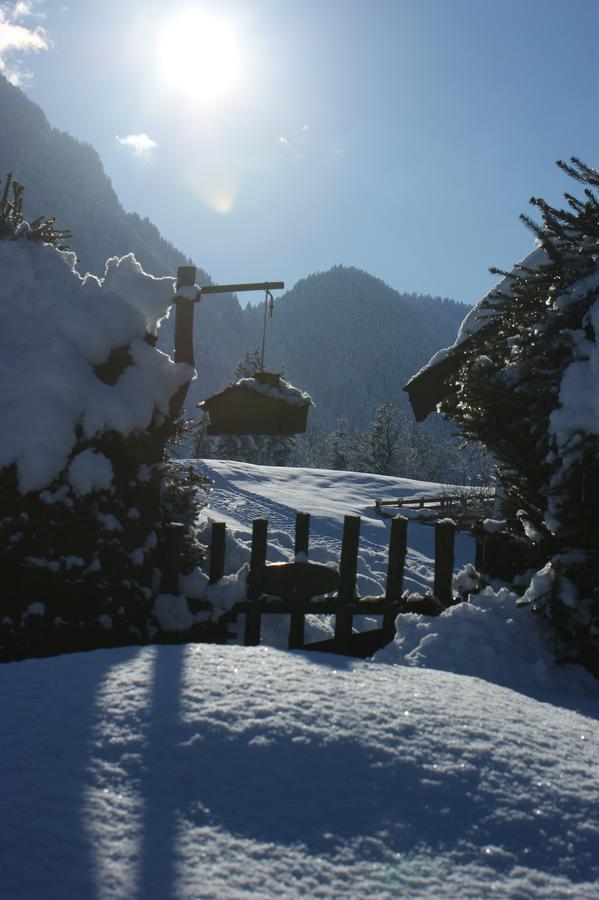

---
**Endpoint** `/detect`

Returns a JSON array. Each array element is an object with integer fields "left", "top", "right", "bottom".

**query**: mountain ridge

[{"left": 0, "top": 74, "right": 469, "bottom": 427}]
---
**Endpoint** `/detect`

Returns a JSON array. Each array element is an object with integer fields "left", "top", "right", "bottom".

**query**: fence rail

[
  {"left": 374, "top": 492, "right": 493, "bottom": 515},
  {"left": 163, "top": 511, "right": 459, "bottom": 659}
]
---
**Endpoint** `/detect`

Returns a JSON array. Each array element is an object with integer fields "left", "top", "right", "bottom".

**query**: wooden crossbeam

[{"left": 199, "top": 281, "right": 284, "bottom": 296}]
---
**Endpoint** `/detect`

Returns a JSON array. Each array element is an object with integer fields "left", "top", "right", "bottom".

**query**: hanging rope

[{"left": 260, "top": 289, "right": 274, "bottom": 371}]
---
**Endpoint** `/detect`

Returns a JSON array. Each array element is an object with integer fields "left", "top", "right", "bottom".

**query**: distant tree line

[{"left": 190, "top": 353, "right": 493, "bottom": 485}]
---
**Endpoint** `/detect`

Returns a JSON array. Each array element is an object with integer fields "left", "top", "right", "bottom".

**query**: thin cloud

[
  {"left": 12, "top": 1, "right": 47, "bottom": 21},
  {"left": 278, "top": 126, "right": 309, "bottom": 158},
  {"left": 0, "top": 4, "right": 48, "bottom": 84},
  {"left": 12, "top": 2, "right": 32, "bottom": 18},
  {"left": 116, "top": 133, "right": 158, "bottom": 157},
  {"left": 277, "top": 124, "right": 343, "bottom": 161}
]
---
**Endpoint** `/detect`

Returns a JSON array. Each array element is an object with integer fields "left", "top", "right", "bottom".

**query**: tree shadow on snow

[
  {"left": 129, "top": 647, "right": 598, "bottom": 896},
  {"left": 0, "top": 646, "right": 142, "bottom": 900}
]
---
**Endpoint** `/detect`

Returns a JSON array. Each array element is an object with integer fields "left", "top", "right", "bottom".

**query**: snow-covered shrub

[
  {"left": 0, "top": 194, "right": 197, "bottom": 659},
  {"left": 440, "top": 158, "right": 599, "bottom": 669}
]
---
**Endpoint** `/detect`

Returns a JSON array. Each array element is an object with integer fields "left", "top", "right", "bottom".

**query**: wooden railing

[
  {"left": 375, "top": 491, "right": 493, "bottom": 515},
  {"left": 161, "top": 512, "right": 458, "bottom": 659}
]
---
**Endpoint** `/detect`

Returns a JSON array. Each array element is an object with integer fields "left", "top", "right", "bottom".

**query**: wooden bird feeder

[
  {"left": 170, "top": 269, "right": 313, "bottom": 437},
  {"left": 199, "top": 370, "right": 312, "bottom": 436}
]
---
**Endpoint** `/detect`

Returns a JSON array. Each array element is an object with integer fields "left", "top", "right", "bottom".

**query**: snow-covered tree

[
  {"left": 440, "top": 158, "right": 599, "bottom": 666},
  {"left": 354, "top": 403, "right": 402, "bottom": 476},
  {"left": 0, "top": 180, "right": 198, "bottom": 659},
  {"left": 327, "top": 417, "right": 350, "bottom": 470}
]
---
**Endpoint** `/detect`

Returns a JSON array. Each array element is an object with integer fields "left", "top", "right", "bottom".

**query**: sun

[{"left": 159, "top": 10, "right": 241, "bottom": 104}]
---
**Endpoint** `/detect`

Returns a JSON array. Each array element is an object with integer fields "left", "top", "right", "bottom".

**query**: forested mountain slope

[
  {"left": 0, "top": 74, "right": 195, "bottom": 278},
  {"left": 256, "top": 266, "right": 468, "bottom": 427},
  {"left": 0, "top": 74, "right": 469, "bottom": 428}
]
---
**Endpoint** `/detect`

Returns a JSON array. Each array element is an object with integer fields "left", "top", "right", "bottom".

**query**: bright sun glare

[{"left": 159, "top": 10, "right": 241, "bottom": 103}]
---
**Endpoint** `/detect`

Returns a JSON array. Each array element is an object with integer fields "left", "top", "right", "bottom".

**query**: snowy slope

[
  {"left": 1, "top": 643, "right": 597, "bottom": 900},
  {"left": 191, "top": 459, "right": 476, "bottom": 596}
]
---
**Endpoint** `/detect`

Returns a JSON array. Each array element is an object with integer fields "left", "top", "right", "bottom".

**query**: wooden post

[
  {"left": 434, "top": 518, "right": 455, "bottom": 606},
  {"left": 294, "top": 512, "right": 310, "bottom": 558},
  {"left": 170, "top": 266, "right": 196, "bottom": 422},
  {"left": 174, "top": 266, "right": 196, "bottom": 366},
  {"left": 245, "top": 518, "right": 267, "bottom": 646},
  {"left": 474, "top": 530, "right": 485, "bottom": 571},
  {"left": 288, "top": 605, "right": 305, "bottom": 649},
  {"left": 334, "top": 515, "right": 360, "bottom": 654},
  {"left": 383, "top": 515, "right": 407, "bottom": 638},
  {"left": 159, "top": 522, "right": 186, "bottom": 594},
  {"left": 288, "top": 512, "right": 310, "bottom": 650},
  {"left": 209, "top": 522, "right": 226, "bottom": 584}
]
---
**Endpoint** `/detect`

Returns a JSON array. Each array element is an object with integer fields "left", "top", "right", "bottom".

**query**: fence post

[
  {"left": 245, "top": 518, "right": 268, "bottom": 646},
  {"left": 289, "top": 512, "right": 310, "bottom": 650},
  {"left": 159, "top": 522, "right": 186, "bottom": 594},
  {"left": 383, "top": 515, "right": 407, "bottom": 639},
  {"left": 334, "top": 515, "right": 360, "bottom": 654},
  {"left": 294, "top": 512, "right": 310, "bottom": 559},
  {"left": 434, "top": 518, "right": 455, "bottom": 606},
  {"left": 208, "top": 522, "right": 226, "bottom": 584},
  {"left": 288, "top": 605, "right": 305, "bottom": 650}
]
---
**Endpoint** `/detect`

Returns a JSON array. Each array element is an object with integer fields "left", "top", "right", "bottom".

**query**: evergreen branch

[
  {"left": 557, "top": 156, "right": 599, "bottom": 188},
  {"left": 0, "top": 172, "right": 72, "bottom": 249}
]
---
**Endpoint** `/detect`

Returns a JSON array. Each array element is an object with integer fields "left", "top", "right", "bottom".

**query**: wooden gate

[{"left": 164, "top": 512, "right": 458, "bottom": 658}]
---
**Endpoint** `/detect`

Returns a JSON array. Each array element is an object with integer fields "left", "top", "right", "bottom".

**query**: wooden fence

[
  {"left": 375, "top": 491, "right": 493, "bottom": 516},
  {"left": 162, "top": 512, "right": 458, "bottom": 659}
]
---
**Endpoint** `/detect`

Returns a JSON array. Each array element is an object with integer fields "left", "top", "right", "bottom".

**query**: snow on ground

[
  {"left": 186, "top": 459, "right": 476, "bottom": 645},
  {"left": 1, "top": 643, "right": 597, "bottom": 900},
  {"left": 377, "top": 582, "right": 599, "bottom": 704},
  {"left": 1, "top": 460, "right": 598, "bottom": 899},
  {"left": 190, "top": 459, "right": 476, "bottom": 597}
]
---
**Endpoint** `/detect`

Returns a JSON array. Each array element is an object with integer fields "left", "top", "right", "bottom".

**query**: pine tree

[
  {"left": 440, "top": 157, "right": 599, "bottom": 664},
  {"left": 371, "top": 403, "right": 402, "bottom": 475},
  {"left": 328, "top": 417, "right": 350, "bottom": 470},
  {"left": 190, "top": 413, "right": 214, "bottom": 459}
]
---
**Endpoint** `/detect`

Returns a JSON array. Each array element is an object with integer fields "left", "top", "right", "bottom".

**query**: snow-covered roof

[
  {"left": 0, "top": 238, "right": 193, "bottom": 492},
  {"left": 200, "top": 375, "right": 313, "bottom": 409},
  {"left": 236, "top": 376, "right": 313, "bottom": 407},
  {"left": 413, "top": 246, "right": 548, "bottom": 381},
  {"left": 404, "top": 246, "right": 547, "bottom": 421}
]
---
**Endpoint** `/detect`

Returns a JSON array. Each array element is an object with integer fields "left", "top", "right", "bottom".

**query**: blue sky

[{"left": 2, "top": 0, "right": 599, "bottom": 303}]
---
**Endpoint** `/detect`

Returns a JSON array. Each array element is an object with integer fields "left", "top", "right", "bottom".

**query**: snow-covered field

[
  {"left": 1, "top": 461, "right": 598, "bottom": 899},
  {"left": 2, "top": 643, "right": 597, "bottom": 899},
  {"left": 186, "top": 459, "right": 477, "bottom": 645},
  {"left": 191, "top": 458, "right": 476, "bottom": 596}
]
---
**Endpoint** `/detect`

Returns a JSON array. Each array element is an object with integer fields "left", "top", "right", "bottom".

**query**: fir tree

[
  {"left": 328, "top": 417, "right": 350, "bottom": 470},
  {"left": 361, "top": 403, "right": 402, "bottom": 476},
  {"left": 440, "top": 157, "right": 599, "bottom": 665}
]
